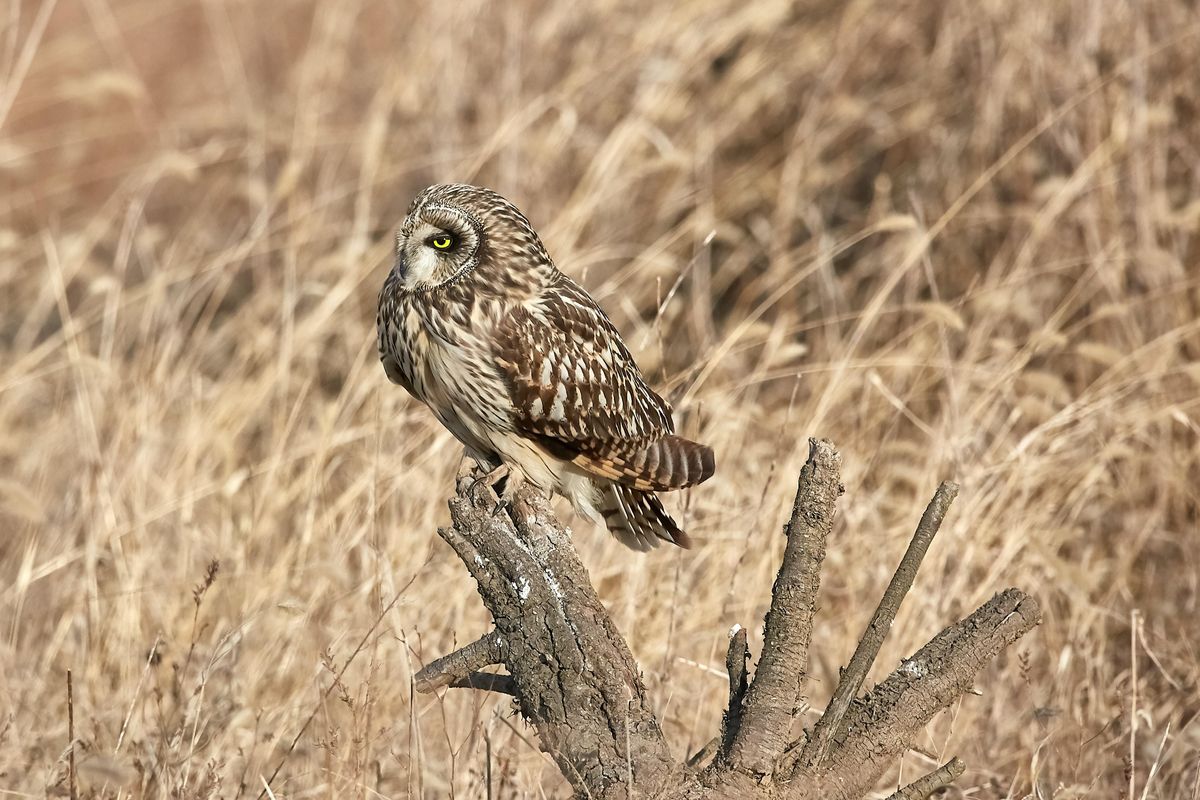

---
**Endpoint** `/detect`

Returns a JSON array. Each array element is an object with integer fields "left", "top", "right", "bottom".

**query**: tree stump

[{"left": 415, "top": 439, "right": 1041, "bottom": 799}]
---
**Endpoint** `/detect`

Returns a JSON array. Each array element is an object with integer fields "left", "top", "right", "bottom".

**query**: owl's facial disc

[{"left": 393, "top": 205, "right": 482, "bottom": 291}]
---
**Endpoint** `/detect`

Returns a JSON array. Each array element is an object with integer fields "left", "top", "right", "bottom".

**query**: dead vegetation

[
  {"left": 415, "top": 440, "right": 1040, "bottom": 799},
  {"left": 1, "top": 0, "right": 1199, "bottom": 797}
]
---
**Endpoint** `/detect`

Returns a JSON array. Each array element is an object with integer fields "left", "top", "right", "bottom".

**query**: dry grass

[{"left": 2, "top": 0, "right": 1199, "bottom": 797}]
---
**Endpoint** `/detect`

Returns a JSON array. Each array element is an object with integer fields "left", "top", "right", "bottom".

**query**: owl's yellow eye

[{"left": 430, "top": 235, "right": 454, "bottom": 250}]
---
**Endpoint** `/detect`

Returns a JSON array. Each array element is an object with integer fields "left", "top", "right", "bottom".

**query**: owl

[{"left": 376, "top": 184, "right": 714, "bottom": 550}]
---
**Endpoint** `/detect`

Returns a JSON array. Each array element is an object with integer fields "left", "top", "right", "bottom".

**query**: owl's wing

[{"left": 494, "top": 276, "right": 713, "bottom": 491}]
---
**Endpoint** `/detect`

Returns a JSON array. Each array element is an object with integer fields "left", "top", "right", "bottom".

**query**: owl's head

[{"left": 391, "top": 183, "right": 553, "bottom": 293}]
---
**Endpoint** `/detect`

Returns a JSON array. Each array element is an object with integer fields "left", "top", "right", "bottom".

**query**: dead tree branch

[
  {"left": 790, "top": 588, "right": 1040, "bottom": 797},
  {"left": 435, "top": 475, "right": 680, "bottom": 798},
  {"left": 414, "top": 630, "right": 504, "bottom": 693},
  {"left": 725, "top": 440, "right": 842, "bottom": 774},
  {"left": 721, "top": 625, "right": 750, "bottom": 756},
  {"left": 447, "top": 672, "right": 518, "bottom": 695},
  {"left": 419, "top": 439, "right": 1040, "bottom": 799},
  {"left": 800, "top": 481, "right": 959, "bottom": 770},
  {"left": 886, "top": 757, "right": 966, "bottom": 800}
]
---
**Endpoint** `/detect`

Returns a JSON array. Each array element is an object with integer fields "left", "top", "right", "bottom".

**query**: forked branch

[
  {"left": 797, "top": 588, "right": 1040, "bottom": 797},
  {"left": 417, "top": 439, "right": 1040, "bottom": 799},
  {"left": 799, "top": 481, "right": 959, "bottom": 771}
]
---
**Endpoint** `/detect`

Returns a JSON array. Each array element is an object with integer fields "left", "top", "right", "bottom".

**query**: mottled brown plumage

[{"left": 376, "top": 183, "right": 714, "bottom": 549}]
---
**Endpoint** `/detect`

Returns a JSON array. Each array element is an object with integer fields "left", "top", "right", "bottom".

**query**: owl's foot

[
  {"left": 467, "top": 462, "right": 524, "bottom": 515},
  {"left": 467, "top": 462, "right": 504, "bottom": 501}
]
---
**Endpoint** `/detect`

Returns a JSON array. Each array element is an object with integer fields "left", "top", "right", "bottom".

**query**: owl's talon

[
  {"left": 490, "top": 466, "right": 526, "bottom": 516},
  {"left": 468, "top": 462, "right": 511, "bottom": 506}
]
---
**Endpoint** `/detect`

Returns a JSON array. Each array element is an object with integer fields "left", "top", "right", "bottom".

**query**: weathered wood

[
  {"left": 800, "top": 481, "right": 960, "bottom": 771},
  {"left": 420, "top": 440, "right": 1040, "bottom": 799},
  {"left": 414, "top": 630, "right": 504, "bottom": 693},
  {"left": 885, "top": 757, "right": 966, "bottom": 800},
  {"left": 726, "top": 440, "right": 843, "bottom": 776},
  {"left": 438, "top": 475, "right": 679, "bottom": 798}
]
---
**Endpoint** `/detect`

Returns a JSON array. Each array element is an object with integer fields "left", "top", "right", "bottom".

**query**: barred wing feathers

[{"left": 494, "top": 278, "right": 714, "bottom": 492}]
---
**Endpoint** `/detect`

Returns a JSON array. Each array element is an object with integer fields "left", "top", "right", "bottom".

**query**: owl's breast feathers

[
  {"left": 376, "top": 284, "right": 416, "bottom": 396},
  {"left": 378, "top": 284, "right": 518, "bottom": 463},
  {"left": 494, "top": 275, "right": 714, "bottom": 492}
]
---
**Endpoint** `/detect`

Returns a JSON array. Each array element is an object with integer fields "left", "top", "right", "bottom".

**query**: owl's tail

[
  {"left": 598, "top": 482, "right": 692, "bottom": 551},
  {"left": 572, "top": 435, "right": 715, "bottom": 492}
]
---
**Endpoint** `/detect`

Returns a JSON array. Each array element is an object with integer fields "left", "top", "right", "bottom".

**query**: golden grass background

[{"left": 2, "top": 0, "right": 1199, "bottom": 796}]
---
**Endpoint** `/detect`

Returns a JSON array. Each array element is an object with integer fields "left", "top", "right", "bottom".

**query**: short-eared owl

[{"left": 376, "top": 184, "right": 714, "bottom": 550}]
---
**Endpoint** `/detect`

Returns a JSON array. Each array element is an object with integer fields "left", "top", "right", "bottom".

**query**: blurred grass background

[{"left": 2, "top": 0, "right": 1199, "bottom": 797}]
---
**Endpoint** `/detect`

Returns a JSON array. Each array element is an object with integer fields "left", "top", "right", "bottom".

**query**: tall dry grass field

[{"left": 2, "top": 0, "right": 1199, "bottom": 797}]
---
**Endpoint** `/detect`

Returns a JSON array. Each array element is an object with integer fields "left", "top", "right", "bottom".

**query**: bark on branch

[
  {"left": 725, "top": 440, "right": 842, "bottom": 774},
  {"left": 414, "top": 630, "right": 504, "bottom": 693},
  {"left": 886, "top": 757, "right": 966, "bottom": 800},
  {"left": 799, "top": 481, "right": 959, "bottom": 771},
  {"left": 422, "top": 439, "right": 1041, "bottom": 799},
  {"left": 792, "top": 588, "right": 1041, "bottom": 798},
  {"left": 720, "top": 624, "right": 750, "bottom": 756},
  {"left": 436, "top": 476, "right": 679, "bottom": 798}
]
